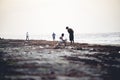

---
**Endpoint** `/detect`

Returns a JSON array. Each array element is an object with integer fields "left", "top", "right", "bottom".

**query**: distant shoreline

[
  {"left": 0, "top": 39, "right": 120, "bottom": 52},
  {"left": 1, "top": 32, "right": 120, "bottom": 45},
  {"left": 0, "top": 38, "right": 120, "bottom": 47}
]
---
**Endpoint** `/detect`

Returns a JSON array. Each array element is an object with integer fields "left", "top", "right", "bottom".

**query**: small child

[
  {"left": 54, "top": 33, "right": 67, "bottom": 48},
  {"left": 59, "top": 33, "right": 67, "bottom": 46},
  {"left": 26, "top": 32, "right": 29, "bottom": 41}
]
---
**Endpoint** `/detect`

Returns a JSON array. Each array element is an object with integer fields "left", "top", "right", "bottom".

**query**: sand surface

[{"left": 0, "top": 39, "right": 120, "bottom": 80}]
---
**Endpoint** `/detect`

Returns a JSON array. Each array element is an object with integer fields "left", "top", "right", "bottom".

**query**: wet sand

[{"left": 0, "top": 39, "right": 120, "bottom": 80}]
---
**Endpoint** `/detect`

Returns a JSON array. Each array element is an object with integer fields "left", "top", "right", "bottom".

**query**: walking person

[
  {"left": 52, "top": 32, "right": 56, "bottom": 41},
  {"left": 66, "top": 26, "right": 74, "bottom": 44}
]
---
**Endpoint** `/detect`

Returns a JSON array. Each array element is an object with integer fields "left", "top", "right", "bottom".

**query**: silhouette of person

[
  {"left": 66, "top": 26, "right": 74, "bottom": 44},
  {"left": 52, "top": 32, "right": 56, "bottom": 41},
  {"left": 59, "top": 33, "right": 67, "bottom": 46},
  {"left": 54, "top": 33, "right": 67, "bottom": 48},
  {"left": 26, "top": 32, "right": 29, "bottom": 40}
]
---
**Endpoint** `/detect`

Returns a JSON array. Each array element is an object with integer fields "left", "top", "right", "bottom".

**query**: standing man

[{"left": 66, "top": 26, "right": 74, "bottom": 44}]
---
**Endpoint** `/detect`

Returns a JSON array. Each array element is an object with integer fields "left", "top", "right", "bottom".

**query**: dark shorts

[{"left": 69, "top": 34, "right": 74, "bottom": 41}]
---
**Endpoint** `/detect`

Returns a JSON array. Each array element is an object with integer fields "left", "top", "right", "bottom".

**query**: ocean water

[
  {"left": 1, "top": 32, "right": 120, "bottom": 45},
  {"left": 75, "top": 32, "right": 120, "bottom": 45}
]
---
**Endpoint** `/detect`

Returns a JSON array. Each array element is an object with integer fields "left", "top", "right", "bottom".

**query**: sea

[{"left": 1, "top": 32, "right": 120, "bottom": 45}]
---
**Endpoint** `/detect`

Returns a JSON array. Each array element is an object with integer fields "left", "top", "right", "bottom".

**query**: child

[
  {"left": 54, "top": 33, "right": 67, "bottom": 48},
  {"left": 59, "top": 33, "right": 67, "bottom": 46}
]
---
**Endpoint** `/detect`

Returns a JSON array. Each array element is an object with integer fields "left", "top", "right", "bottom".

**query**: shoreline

[
  {"left": 1, "top": 39, "right": 120, "bottom": 52},
  {"left": 1, "top": 38, "right": 120, "bottom": 46}
]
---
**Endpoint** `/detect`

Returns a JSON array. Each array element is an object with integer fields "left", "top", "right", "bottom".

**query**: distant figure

[
  {"left": 26, "top": 32, "right": 29, "bottom": 40},
  {"left": 66, "top": 26, "right": 74, "bottom": 44},
  {"left": 54, "top": 33, "right": 67, "bottom": 48},
  {"left": 52, "top": 32, "right": 56, "bottom": 41}
]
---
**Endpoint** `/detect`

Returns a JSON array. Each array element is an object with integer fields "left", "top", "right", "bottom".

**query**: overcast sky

[{"left": 0, "top": 0, "right": 120, "bottom": 36}]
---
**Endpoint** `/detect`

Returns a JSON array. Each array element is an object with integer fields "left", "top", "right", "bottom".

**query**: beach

[{"left": 0, "top": 39, "right": 120, "bottom": 80}]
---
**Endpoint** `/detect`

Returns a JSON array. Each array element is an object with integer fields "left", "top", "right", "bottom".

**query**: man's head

[{"left": 66, "top": 26, "right": 69, "bottom": 29}]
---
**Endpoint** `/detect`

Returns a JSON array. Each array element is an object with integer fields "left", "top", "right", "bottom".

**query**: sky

[{"left": 0, "top": 0, "right": 120, "bottom": 36}]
